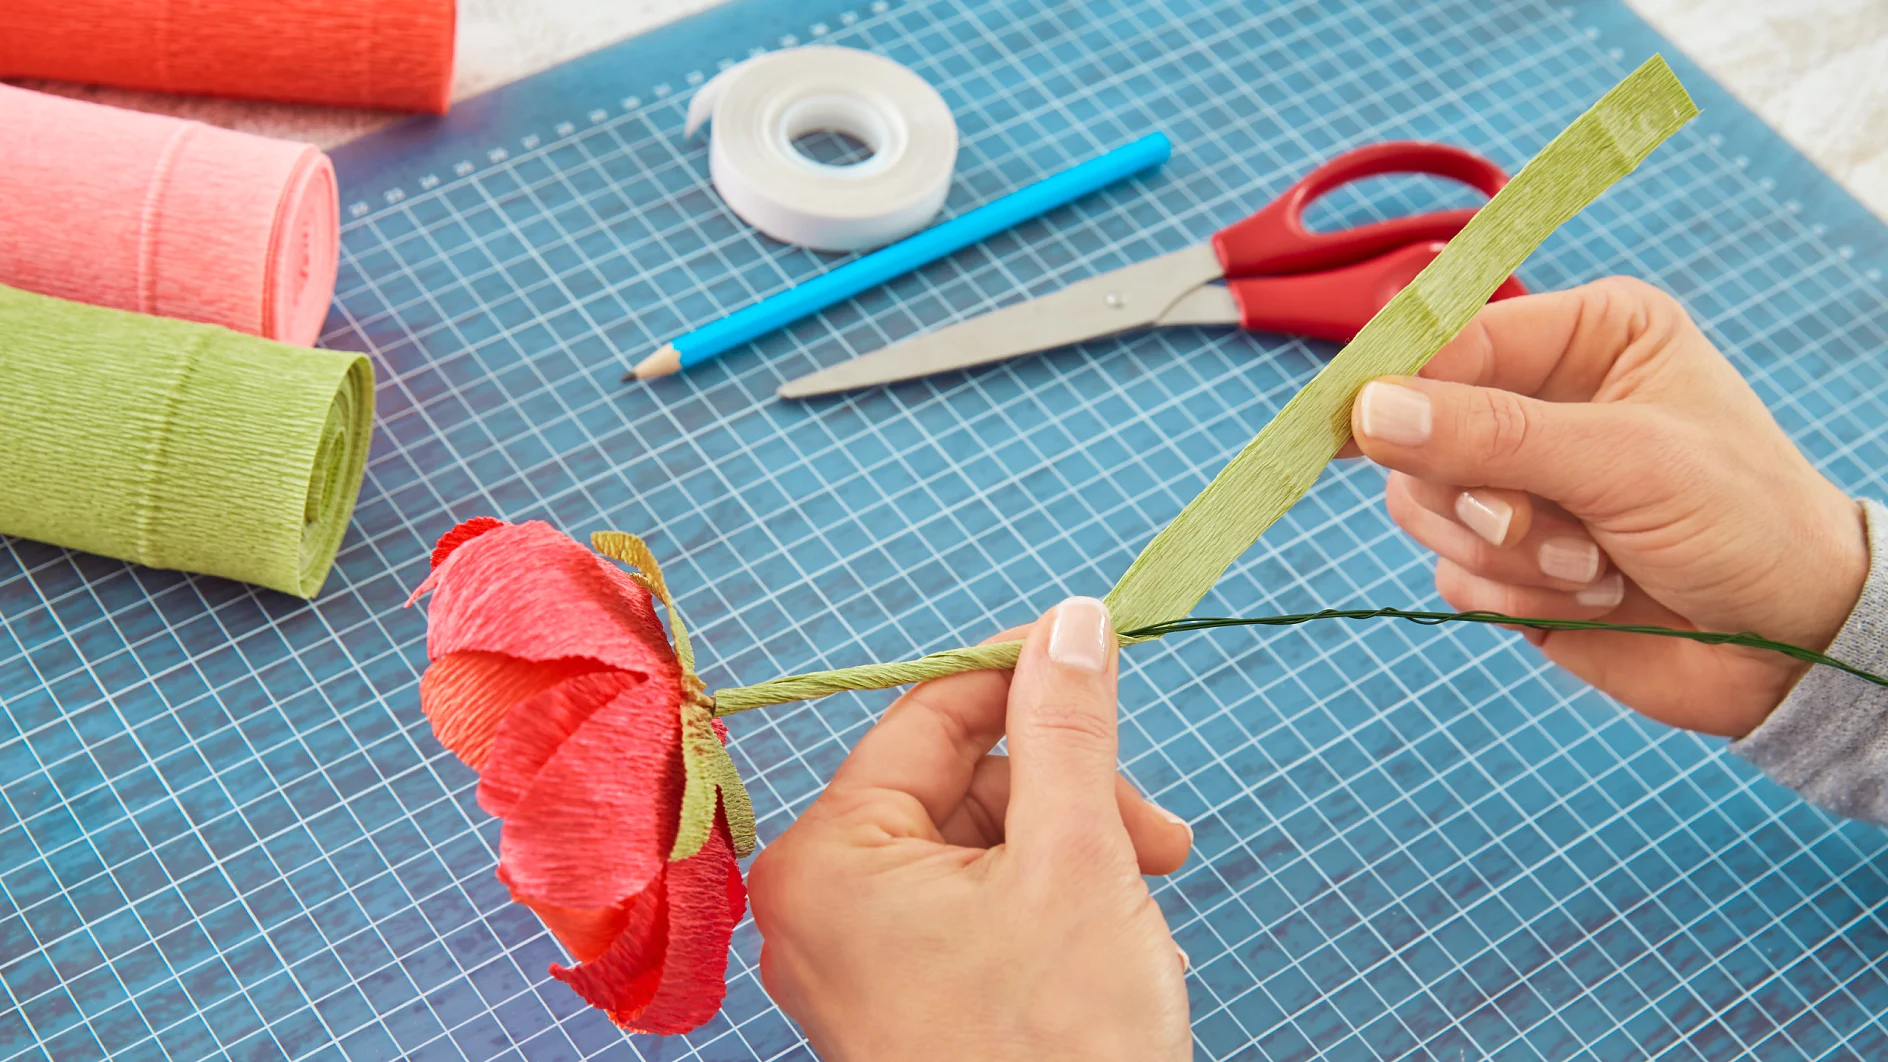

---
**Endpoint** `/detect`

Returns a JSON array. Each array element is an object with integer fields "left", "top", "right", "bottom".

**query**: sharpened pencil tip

[{"left": 629, "top": 344, "right": 681, "bottom": 381}]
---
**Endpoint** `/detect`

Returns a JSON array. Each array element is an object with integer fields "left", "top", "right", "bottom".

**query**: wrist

[
  {"left": 1799, "top": 493, "right": 1871, "bottom": 653},
  {"left": 1737, "top": 492, "right": 1871, "bottom": 738}
]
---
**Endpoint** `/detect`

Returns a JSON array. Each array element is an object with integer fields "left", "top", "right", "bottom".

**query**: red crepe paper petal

[
  {"left": 406, "top": 516, "right": 508, "bottom": 607},
  {"left": 476, "top": 670, "right": 642, "bottom": 817},
  {"left": 497, "top": 674, "right": 686, "bottom": 908},
  {"left": 499, "top": 865, "right": 630, "bottom": 965},
  {"left": 518, "top": 898, "right": 631, "bottom": 967},
  {"left": 420, "top": 651, "right": 602, "bottom": 771},
  {"left": 431, "top": 516, "right": 506, "bottom": 569},
  {"left": 631, "top": 823, "right": 746, "bottom": 1034},
  {"left": 424, "top": 520, "right": 679, "bottom": 677},
  {"left": 551, "top": 816, "right": 744, "bottom": 1035},
  {"left": 551, "top": 874, "right": 671, "bottom": 1022}
]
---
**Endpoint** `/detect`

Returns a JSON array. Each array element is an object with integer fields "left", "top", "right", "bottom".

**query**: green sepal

[
  {"left": 672, "top": 701, "right": 758, "bottom": 860},
  {"left": 590, "top": 530, "right": 758, "bottom": 861}
]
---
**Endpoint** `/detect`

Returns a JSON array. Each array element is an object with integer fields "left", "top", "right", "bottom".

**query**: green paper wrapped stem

[
  {"left": 710, "top": 57, "right": 1700, "bottom": 711},
  {"left": 714, "top": 641, "right": 1026, "bottom": 713},
  {"left": 0, "top": 283, "right": 374, "bottom": 597}
]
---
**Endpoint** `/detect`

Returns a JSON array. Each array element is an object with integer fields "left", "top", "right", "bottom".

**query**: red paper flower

[{"left": 409, "top": 517, "right": 755, "bottom": 1034}]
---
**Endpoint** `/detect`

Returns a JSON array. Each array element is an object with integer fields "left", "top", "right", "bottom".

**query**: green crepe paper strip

[
  {"left": 1106, "top": 56, "right": 1698, "bottom": 632},
  {"left": 0, "top": 283, "right": 373, "bottom": 598},
  {"left": 710, "top": 57, "right": 1698, "bottom": 714},
  {"left": 591, "top": 532, "right": 758, "bottom": 860}
]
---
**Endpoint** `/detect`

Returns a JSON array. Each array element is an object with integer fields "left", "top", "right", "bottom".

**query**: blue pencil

[{"left": 630, "top": 132, "right": 1173, "bottom": 380}]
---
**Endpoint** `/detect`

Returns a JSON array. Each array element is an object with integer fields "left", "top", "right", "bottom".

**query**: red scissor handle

[
  {"left": 1229, "top": 242, "right": 1527, "bottom": 342},
  {"left": 1213, "top": 142, "right": 1510, "bottom": 277}
]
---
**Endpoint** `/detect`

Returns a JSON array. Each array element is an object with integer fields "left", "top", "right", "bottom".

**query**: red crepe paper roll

[
  {"left": 0, "top": 0, "right": 455, "bottom": 114},
  {"left": 0, "top": 84, "right": 339, "bottom": 346}
]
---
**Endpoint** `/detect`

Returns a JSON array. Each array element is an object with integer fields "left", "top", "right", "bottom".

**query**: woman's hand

[
  {"left": 747, "top": 598, "right": 1193, "bottom": 1062},
  {"left": 1350, "top": 277, "right": 1869, "bottom": 738}
]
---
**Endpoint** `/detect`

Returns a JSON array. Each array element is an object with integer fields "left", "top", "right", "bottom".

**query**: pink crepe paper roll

[{"left": 0, "top": 84, "right": 339, "bottom": 345}]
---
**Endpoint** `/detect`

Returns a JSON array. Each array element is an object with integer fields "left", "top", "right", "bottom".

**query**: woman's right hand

[
  {"left": 747, "top": 599, "right": 1193, "bottom": 1062},
  {"left": 1348, "top": 278, "right": 1869, "bottom": 738}
]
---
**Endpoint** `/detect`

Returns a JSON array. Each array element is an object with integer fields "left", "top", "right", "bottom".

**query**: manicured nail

[
  {"left": 1357, "top": 382, "right": 1432, "bottom": 446},
  {"left": 1153, "top": 803, "right": 1194, "bottom": 844},
  {"left": 1455, "top": 490, "right": 1513, "bottom": 546},
  {"left": 1538, "top": 536, "right": 1602, "bottom": 584},
  {"left": 1048, "top": 596, "right": 1112, "bottom": 673},
  {"left": 1575, "top": 572, "right": 1625, "bottom": 608}
]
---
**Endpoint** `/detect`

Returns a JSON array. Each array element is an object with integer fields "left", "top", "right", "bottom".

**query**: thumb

[
  {"left": 1351, "top": 376, "right": 1662, "bottom": 508},
  {"left": 1003, "top": 597, "right": 1136, "bottom": 870}
]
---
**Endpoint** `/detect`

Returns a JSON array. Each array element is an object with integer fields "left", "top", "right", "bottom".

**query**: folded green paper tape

[{"left": 0, "top": 283, "right": 374, "bottom": 597}]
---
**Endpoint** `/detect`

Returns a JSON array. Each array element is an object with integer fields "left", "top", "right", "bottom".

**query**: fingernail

[
  {"left": 1177, "top": 946, "right": 1190, "bottom": 971},
  {"left": 1357, "top": 381, "right": 1432, "bottom": 446},
  {"left": 1153, "top": 803, "right": 1194, "bottom": 844},
  {"left": 1538, "top": 536, "right": 1602, "bottom": 583},
  {"left": 1048, "top": 597, "right": 1112, "bottom": 674},
  {"left": 1575, "top": 572, "right": 1625, "bottom": 608},
  {"left": 1455, "top": 490, "right": 1513, "bottom": 546},
  {"left": 1521, "top": 627, "right": 1546, "bottom": 647}
]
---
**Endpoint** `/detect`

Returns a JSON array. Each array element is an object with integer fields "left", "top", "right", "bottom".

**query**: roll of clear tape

[{"left": 684, "top": 46, "right": 958, "bottom": 252}]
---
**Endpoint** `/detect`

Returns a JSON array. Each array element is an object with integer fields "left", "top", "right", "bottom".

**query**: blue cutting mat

[{"left": 6, "top": 0, "right": 1888, "bottom": 1059}]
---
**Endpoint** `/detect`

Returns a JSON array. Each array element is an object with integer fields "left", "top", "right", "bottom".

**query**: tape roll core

[{"left": 687, "top": 46, "right": 958, "bottom": 252}]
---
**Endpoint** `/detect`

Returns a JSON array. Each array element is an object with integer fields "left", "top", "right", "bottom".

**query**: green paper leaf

[{"left": 591, "top": 531, "right": 758, "bottom": 860}]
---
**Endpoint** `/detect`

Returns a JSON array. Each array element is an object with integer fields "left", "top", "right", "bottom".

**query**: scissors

[{"left": 777, "top": 142, "right": 1528, "bottom": 399}]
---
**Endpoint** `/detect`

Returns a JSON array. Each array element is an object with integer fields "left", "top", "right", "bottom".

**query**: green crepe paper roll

[{"left": 0, "top": 283, "right": 373, "bottom": 597}]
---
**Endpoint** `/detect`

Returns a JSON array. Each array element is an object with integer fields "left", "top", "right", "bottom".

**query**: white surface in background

[
  {"left": 1629, "top": 0, "right": 1888, "bottom": 218},
  {"left": 6, "top": 0, "right": 1885, "bottom": 218}
]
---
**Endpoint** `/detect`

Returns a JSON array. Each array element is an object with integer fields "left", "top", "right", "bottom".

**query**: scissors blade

[
  {"left": 1152, "top": 284, "right": 1240, "bottom": 327},
  {"left": 777, "top": 244, "right": 1222, "bottom": 398}
]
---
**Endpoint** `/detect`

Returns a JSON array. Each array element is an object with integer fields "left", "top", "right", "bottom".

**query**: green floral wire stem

[
  {"left": 1128, "top": 609, "right": 1888, "bottom": 683},
  {"left": 708, "top": 607, "right": 1887, "bottom": 715}
]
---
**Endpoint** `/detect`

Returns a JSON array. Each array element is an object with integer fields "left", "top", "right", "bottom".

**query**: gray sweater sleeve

[{"left": 1731, "top": 498, "right": 1888, "bottom": 823}]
